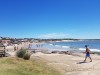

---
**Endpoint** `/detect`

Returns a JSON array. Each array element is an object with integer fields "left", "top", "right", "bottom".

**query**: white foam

[
  {"left": 62, "top": 46, "right": 70, "bottom": 48},
  {"left": 55, "top": 45, "right": 61, "bottom": 47},
  {"left": 49, "top": 44, "right": 53, "bottom": 46},
  {"left": 90, "top": 49, "right": 100, "bottom": 52},
  {"left": 79, "top": 48, "right": 85, "bottom": 51},
  {"left": 79, "top": 48, "right": 100, "bottom": 52}
]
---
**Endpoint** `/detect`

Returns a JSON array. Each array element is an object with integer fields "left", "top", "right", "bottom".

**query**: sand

[
  {"left": 31, "top": 52, "right": 100, "bottom": 75},
  {"left": 3, "top": 42, "right": 32, "bottom": 56}
]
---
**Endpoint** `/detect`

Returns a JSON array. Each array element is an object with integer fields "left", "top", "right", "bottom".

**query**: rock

[{"left": 51, "top": 51, "right": 60, "bottom": 53}]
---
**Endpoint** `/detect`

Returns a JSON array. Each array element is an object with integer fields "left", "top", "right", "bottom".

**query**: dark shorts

[{"left": 86, "top": 53, "right": 90, "bottom": 57}]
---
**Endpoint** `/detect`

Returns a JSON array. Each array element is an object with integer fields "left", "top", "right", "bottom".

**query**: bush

[
  {"left": 16, "top": 49, "right": 26, "bottom": 58},
  {"left": 94, "top": 52, "right": 100, "bottom": 55},
  {"left": 23, "top": 53, "right": 31, "bottom": 60}
]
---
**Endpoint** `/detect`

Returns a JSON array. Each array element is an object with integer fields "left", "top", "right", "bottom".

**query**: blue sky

[{"left": 0, "top": 0, "right": 100, "bottom": 39}]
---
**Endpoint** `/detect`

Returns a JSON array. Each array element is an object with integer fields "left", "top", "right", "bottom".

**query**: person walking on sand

[{"left": 83, "top": 45, "right": 92, "bottom": 62}]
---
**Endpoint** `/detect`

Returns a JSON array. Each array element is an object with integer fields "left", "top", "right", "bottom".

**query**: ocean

[{"left": 32, "top": 40, "right": 100, "bottom": 52}]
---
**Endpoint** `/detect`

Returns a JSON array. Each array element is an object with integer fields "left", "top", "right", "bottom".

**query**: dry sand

[
  {"left": 31, "top": 52, "right": 100, "bottom": 75},
  {"left": 4, "top": 42, "right": 32, "bottom": 56}
]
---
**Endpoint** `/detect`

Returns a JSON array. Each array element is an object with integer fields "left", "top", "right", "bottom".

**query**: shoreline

[
  {"left": 3, "top": 41, "right": 100, "bottom": 57},
  {"left": 36, "top": 41, "right": 100, "bottom": 53}
]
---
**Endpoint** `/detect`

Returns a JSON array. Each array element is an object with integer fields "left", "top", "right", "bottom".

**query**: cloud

[{"left": 38, "top": 33, "right": 69, "bottom": 39}]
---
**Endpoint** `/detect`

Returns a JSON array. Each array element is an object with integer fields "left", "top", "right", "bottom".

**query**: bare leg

[
  {"left": 89, "top": 57, "right": 92, "bottom": 62},
  {"left": 84, "top": 56, "right": 87, "bottom": 62}
]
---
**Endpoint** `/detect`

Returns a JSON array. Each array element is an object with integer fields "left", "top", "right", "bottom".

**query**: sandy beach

[
  {"left": 2, "top": 42, "right": 100, "bottom": 75},
  {"left": 4, "top": 42, "right": 46, "bottom": 56},
  {"left": 3, "top": 42, "right": 32, "bottom": 56},
  {"left": 31, "top": 52, "right": 100, "bottom": 75}
]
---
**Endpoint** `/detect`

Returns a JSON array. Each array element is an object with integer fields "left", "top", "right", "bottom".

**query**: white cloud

[{"left": 38, "top": 33, "right": 69, "bottom": 39}]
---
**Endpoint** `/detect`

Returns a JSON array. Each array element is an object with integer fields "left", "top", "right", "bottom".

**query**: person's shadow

[{"left": 77, "top": 61, "right": 87, "bottom": 64}]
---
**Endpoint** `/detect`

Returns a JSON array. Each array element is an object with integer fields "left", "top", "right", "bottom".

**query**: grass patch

[{"left": 0, "top": 57, "right": 61, "bottom": 75}]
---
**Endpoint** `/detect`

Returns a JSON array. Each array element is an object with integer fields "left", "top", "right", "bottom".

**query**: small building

[
  {"left": 0, "top": 43, "right": 5, "bottom": 50},
  {"left": 2, "top": 39, "right": 11, "bottom": 44},
  {"left": 0, "top": 43, "right": 6, "bottom": 57},
  {"left": 1, "top": 38, "right": 15, "bottom": 45}
]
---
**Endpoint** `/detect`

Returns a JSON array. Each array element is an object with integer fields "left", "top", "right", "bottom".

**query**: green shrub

[
  {"left": 94, "top": 52, "right": 100, "bottom": 55},
  {"left": 16, "top": 49, "right": 26, "bottom": 58},
  {"left": 23, "top": 53, "right": 31, "bottom": 60}
]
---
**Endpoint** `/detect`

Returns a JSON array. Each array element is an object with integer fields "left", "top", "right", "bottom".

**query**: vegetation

[
  {"left": 93, "top": 52, "right": 100, "bottom": 55},
  {"left": 23, "top": 53, "right": 31, "bottom": 60},
  {"left": 16, "top": 49, "right": 26, "bottom": 58},
  {"left": 0, "top": 57, "right": 61, "bottom": 75},
  {"left": 16, "top": 49, "right": 31, "bottom": 60}
]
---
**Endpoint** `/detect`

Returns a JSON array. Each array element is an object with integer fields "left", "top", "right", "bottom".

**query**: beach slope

[{"left": 31, "top": 52, "right": 100, "bottom": 75}]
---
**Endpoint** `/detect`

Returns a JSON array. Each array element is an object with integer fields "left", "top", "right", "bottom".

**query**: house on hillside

[
  {"left": 0, "top": 43, "right": 5, "bottom": 50},
  {"left": 1, "top": 39, "right": 11, "bottom": 46},
  {"left": 1, "top": 38, "right": 16, "bottom": 46},
  {"left": 0, "top": 43, "right": 6, "bottom": 57}
]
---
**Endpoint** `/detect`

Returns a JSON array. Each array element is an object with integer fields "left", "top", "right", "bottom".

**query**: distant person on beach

[
  {"left": 28, "top": 44, "right": 31, "bottom": 49},
  {"left": 17, "top": 46, "right": 18, "bottom": 50},
  {"left": 14, "top": 46, "right": 16, "bottom": 51},
  {"left": 83, "top": 45, "right": 92, "bottom": 62}
]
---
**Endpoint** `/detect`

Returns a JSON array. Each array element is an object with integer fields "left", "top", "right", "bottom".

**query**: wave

[
  {"left": 62, "top": 46, "right": 70, "bottom": 48},
  {"left": 79, "top": 48, "right": 85, "bottom": 51},
  {"left": 49, "top": 44, "right": 53, "bottom": 46},
  {"left": 48, "top": 43, "right": 100, "bottom": 52},
  {"left": 55, "top": 45, "right": 61, "bottom": 47},
  {"left": 49, "top": 44, "right": 61, "bottom": 47},
  {"left": 79, "top": 48, "right": 100, "bottom": 52},
  {"left": 90, "top": 49, "right": 100, "bottom": 52}
]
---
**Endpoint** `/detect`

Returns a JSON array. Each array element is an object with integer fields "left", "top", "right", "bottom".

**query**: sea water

[{"left": 32, "top": 40, "right": 100, "bottom": 52}]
